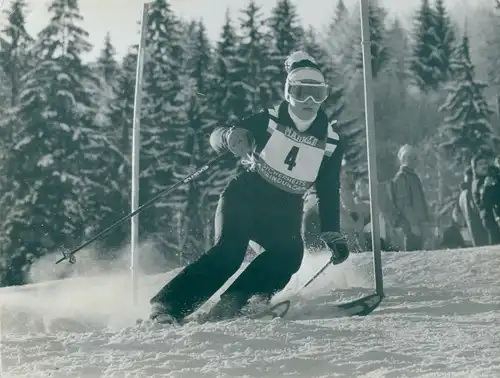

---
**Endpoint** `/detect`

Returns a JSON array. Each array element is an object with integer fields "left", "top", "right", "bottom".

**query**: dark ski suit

[{"left": 150, "top": 101, "right": 344, "bottom": 321}]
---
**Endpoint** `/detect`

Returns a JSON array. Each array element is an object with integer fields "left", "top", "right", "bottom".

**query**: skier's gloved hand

[
  {"left": 320, "top": 231, "right": 349, "bottom": 265},
  {"left": 226, "top": 127, "right": 255, "bottom": 158}
]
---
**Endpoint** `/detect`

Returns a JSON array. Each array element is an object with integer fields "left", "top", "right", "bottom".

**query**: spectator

[
  {"left": 453, "top": 167, "right": 488, "bottom": 247},
  {"left": 354, "top": 178, "right": 390, "bottom": 251},
  {"left": 490, "top": 163, "right": 500, "bottom": 225},
  {"left": 391, "top": 144, "right": 432, "bottom": 251},
  {"left": 471, "top": 153, "right": 500, "bottom": 245},
  {"left": 378, "top": 180, "right": 404, "bottom": 250}
]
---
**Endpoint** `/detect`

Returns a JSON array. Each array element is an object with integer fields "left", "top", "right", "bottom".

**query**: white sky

[{"left": 0, "top": 0, "right": 484, "bottom": 62}]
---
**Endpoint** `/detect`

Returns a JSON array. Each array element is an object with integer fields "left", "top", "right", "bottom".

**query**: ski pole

[
  {"left": 55, "top": 152, "right": 230, "bottom": 264},
  {"left": 302, "top": 259, "right": 331, "bottom": 289}
]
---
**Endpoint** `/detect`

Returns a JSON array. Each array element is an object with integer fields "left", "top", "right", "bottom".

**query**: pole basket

[{"left": 58, "top": 251, "right": 76, "bottom": 264}]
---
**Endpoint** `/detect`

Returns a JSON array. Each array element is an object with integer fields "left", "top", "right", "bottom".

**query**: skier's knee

[
  {"left": 272, "top": 239, "right": 304, "bottom": 275},
  {"left": 210, "top": 237, "right": 248, "bottom": 274}
]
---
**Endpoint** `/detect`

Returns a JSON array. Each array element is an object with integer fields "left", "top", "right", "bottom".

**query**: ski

[
  {"left": 136, "top": 301, "right": 290, "bottom": 327},
  {"left": 268, "top": 293, "right": 382, "bottom": 319},
  {"left": 247, "top": 300, "right": 291, "bottom": 320},
  {"left": 196, "top": 293, "right": 381, "bottom": 322},
  {"left": 137, "top": 294, "right": 382, "bottom": 327},
  {"left": 325, "top": 293, "right": 383, "bottom": 317}
]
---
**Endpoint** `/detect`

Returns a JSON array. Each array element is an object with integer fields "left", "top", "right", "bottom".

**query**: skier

[{"left": 149, "top": 51, "right": 348, "bottom": 324}]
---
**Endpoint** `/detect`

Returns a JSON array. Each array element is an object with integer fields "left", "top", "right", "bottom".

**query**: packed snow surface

[{"left": 0, "top": 246, "right": 499, "bottom": 377}]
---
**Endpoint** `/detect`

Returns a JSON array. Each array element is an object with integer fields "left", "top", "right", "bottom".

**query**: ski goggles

[{"left": 287, "top": 82, "right": 329, "bottom": 103}]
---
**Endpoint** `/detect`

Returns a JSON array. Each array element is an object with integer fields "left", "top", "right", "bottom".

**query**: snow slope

[{"left": 0, "top": 247, "right": 499, "bottom": 377}]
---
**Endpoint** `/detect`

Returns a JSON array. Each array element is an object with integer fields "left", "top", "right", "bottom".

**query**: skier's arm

[
  {"left": 315, "top": 137, "right": 344, "bottom": 233},
  {"left": 209, "top": 111, "right": 268, "bottom": 154}
]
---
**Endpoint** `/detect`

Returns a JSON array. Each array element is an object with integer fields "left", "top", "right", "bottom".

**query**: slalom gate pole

[
  {"left": 360, "top": 0, "right": 384, "bottom": 297},
  {"left": 130, "top": 2, "right": 150, "bottom": 305},
  {"left": 301, "top": 0, "right": 385, "bottom": 298},
  {"left": 55, "top": 152, "right": 230, "bottom": 265}
]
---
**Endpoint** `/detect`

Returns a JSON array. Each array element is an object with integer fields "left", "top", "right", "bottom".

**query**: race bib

[{"left": 256, "top": 119, "right": 328, "bottom": 194}]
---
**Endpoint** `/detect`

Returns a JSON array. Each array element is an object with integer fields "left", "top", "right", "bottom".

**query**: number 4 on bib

[{"left": 284, "top": 146, "right": 300, "bottom": 171}]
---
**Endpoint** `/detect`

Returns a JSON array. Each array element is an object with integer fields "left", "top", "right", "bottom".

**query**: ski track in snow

[{"left": 0, "top": 247, "right": 499, "bottom": 377}]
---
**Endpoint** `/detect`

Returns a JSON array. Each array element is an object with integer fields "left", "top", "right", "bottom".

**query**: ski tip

[
  {"left": 250, "top": 299, "right": 291, "bottom": 320},
  {"left": 269, "top": 300, "right": 291, "bottom": 318},
  {"left": 337, "top": 293, "right": 383, "bottom": 317}
]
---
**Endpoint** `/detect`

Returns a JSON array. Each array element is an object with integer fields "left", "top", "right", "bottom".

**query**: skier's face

[
  {"left": 287, "top": 78, "right": 327, "bottom": 122},
  {"left": 290, "top": 98, "right": 322, "bottom": 120}
]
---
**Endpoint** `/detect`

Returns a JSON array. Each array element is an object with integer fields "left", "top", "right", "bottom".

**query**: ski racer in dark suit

[{"left": 149, "top": 51, "right": 348, "bottom": 324}]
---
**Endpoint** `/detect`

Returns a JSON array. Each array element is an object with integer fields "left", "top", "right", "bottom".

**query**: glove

[
  {"left": 320, "top": 231, "right": 350, "bottom": 265},
  {"left": 226, "top": 127, "right": 255, "bottom": 158}
]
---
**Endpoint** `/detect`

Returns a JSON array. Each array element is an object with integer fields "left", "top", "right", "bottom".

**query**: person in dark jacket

[
  {"left": 148, "top": 51, "right": 349, "bottom": 324},
  {"left": 471, "top": 153, "right": 500, "bottom": 245},
  {"left": 453, "top": 167, "right": 488, "bottom": 247}
]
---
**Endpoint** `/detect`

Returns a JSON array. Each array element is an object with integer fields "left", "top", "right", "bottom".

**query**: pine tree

[
  {"left": 0, "top": 0, "right": 33, "bottom": 283},
  {"left": 373, "top": 19, "right": 417, "bottom": 178},
  {"left": 93, "top": 32, "right": 120, "bottom": 176},
  {"left": 439, "top": 33, "right": 496, "bottom": 166},
  {"left": 169, "top": 20, "right": 216, "bottom": 262},
  {"left": 411, "top": 0, "right": 442, "bottom": 91},
  {"left": 0, "top": 1, "right": 33, "bottom": 251},
  {"left": 96, "top": 32, "right": 119, "bottom": 88},
  {"left": 0, "top": 0, "right": 33, "bottom": 108},
  {"left": 433, "top": 0, "right": 455, "bottom": 84},
  {"left": 333, "top": 0, "right": 348, "bottom": 21},
  {"left": 268, "top": 0, "right": 303, "bottom": 101},
  {"left": 210, "top": 9, "right": 241, "bottom": 124},
  {"left": 107, "top": 47, "right": 137, "bottom": 155},
  {"left": 377, "top": 19, "right": 411, "bottom": 131},
  {"left": 354, "top": 0, "right": 389, "bottom": 79},
  {"left": 377, "top": 19, "right": 412, "bottom": 130},
  {"left": 171, "top": 82, "right": 216, "bottom": 262},
  {"left": 96, "top": 49, "right": 139, "bottom": 252},
  {"left": 326, "top": 0, "right": 349, "bottom": 43},
  {"left": 482, "top": 2, "right": 500, "bottom": 86},
  {"left": 0, "top": 0, "right": 104, "bottom": 284},
  {"left": 233, "top": 0, "right": 274, "bottom": 114},
  {"left": 139, "top": 0, "right": 186, "bottom": 253},
  {"left": 323, "top": 0, "right": 388, "bottom": 81},
  {"left": 207, "top": 9, "right": 241, "bottom": 201},
  {"left": 322, "top": 0, "right": 354, "bottom": 75},
  {"left": 184, "top": 20, "right": 212, "bottom": 95},
  {"left": 386, "top": 18, "right": 410, "bottom": 87}
]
